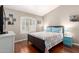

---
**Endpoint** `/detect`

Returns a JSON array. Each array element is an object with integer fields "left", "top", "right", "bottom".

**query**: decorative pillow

[
  {"left": 52, "top": 27, "right": 62, "bottom": 33},
  {"left": 45, "top": 27, "right": 52, "bottom": 32}
]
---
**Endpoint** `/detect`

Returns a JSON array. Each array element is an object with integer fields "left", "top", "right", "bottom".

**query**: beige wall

[
  {"left": 44, "top": 5, "right": 79, "bottom": 44},
  {"left": 4, "top": 8, "right": 43, "bottom": 42}
]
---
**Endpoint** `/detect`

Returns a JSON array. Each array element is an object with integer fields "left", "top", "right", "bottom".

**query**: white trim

[
  {"left": 72, "top": 43, "right": 79, "bottom": 46},
  {"left": 15, "top": 39, "right": 27, "bottom": 43}
]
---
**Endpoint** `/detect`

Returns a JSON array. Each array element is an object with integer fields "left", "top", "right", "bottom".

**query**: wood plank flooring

[
  {"left": 64, "top": 45, "right": 79, "bottom": 53},
  {"left": 15, "top": 40, "right": 79, "bottom": 53}
]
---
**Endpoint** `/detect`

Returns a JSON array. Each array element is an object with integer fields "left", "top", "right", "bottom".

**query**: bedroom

[{"left": 0, "top": 5, "right": 79, "bottom": 53}]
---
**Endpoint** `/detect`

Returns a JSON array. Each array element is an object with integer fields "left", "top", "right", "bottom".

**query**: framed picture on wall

[{"left": 37, "top": 20, "right": 41, "bottom": 24}]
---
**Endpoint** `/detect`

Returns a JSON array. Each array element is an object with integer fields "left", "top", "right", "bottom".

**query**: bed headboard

[
  {"left": 46, "top": 26, "right": 64, "bottom": 37},
  {"left": 46, "top": 26, "right": 64, "bottom": 33}
]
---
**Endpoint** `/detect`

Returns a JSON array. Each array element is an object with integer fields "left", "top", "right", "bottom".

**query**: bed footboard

[{"left": 28, "top": 34, "right": 45, "bottom": 52}]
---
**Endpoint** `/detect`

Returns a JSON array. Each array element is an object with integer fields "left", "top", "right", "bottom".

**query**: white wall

[
  {"left": 44, "top": 5, "right": 79, "bottom": 44},
  {"left": 4, "top": 8, "right": 44, "bottom": 42}
]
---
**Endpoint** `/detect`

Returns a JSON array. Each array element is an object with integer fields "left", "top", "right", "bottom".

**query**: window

[{"left": 20, "top": 16, "right": 37, "bottom": 34}]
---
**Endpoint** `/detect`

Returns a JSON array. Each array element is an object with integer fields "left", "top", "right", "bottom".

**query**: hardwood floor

[
  {"left": 15, "top": 40, "right": 38, "bottom": 53},
  {"left": 15, "top": 40, "right": 79, "bottom": 53},
  {"left": 64, "top": 45, "right": 79, "bottom": 53}
]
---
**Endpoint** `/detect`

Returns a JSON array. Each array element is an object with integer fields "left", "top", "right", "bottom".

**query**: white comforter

[{"left": 29, "top": 32, "right": 63, "bottom": 50}]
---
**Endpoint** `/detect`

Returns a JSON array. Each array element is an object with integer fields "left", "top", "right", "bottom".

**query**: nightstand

[{"left": 64, "top": 33, "right": 73, "bottom": 47}]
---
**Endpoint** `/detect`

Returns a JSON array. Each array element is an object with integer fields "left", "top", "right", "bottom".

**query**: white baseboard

[
  {"left": 72, "top": 43, "right": 79, "bottom": 46},
  {"left": 15, "top": 39, "right": 27, "bottom": 43}
]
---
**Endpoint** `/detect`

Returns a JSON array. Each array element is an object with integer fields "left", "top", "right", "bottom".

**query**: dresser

[{"left": 0, "top": 31, "right": 15, "bottom": 53}]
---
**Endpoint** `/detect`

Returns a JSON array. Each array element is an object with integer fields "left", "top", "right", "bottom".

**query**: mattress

[{"left": 29, "top": 32, "right": 63, "bottom": 50}]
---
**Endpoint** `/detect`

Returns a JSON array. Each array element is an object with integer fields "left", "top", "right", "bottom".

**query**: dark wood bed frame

[{"left": 28, "top": 26, "right": 64, "bottom": 52}]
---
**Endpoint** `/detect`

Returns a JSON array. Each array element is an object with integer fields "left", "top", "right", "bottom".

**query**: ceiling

[{"left": 4, "top": 5, "right": 59, "bottom": 16}]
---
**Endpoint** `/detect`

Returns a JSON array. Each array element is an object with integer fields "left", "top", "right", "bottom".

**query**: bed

[{"left": 28, "top": 26, "right": 64, "bottom": 52}]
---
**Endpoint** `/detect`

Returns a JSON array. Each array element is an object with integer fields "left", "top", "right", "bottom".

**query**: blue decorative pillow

[
  {"left": 45, "top": 27, "right": 62, "bottom": 33},
  {"left": 52, "top": 27, "right": 62, "bottom": 33},
  {"left": 45, "top": 27, "right": 52, "bottom": 32}
]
